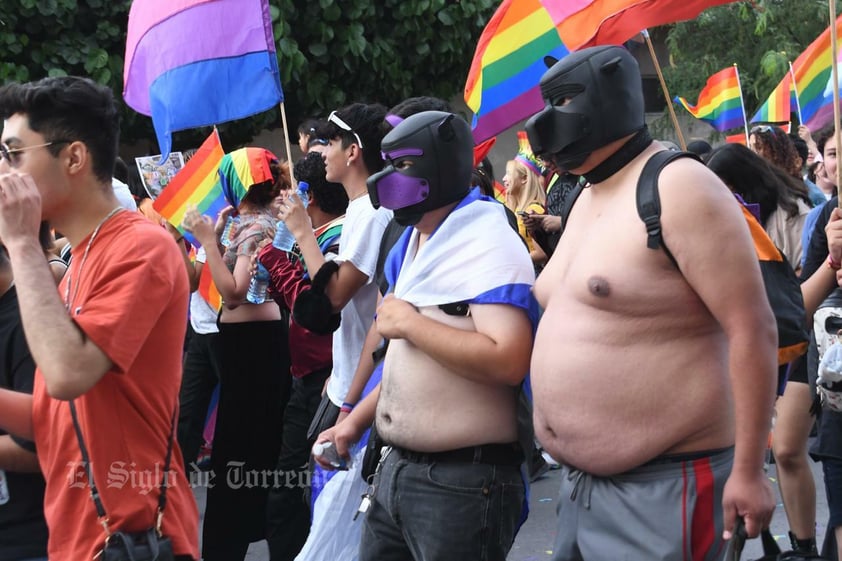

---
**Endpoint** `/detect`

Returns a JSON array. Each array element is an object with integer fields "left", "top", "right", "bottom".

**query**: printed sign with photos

[{"left": 135, "top": 152, "right": 185, "bottom": 199}]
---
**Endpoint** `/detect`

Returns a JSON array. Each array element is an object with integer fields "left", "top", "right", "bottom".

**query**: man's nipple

[{"left": 587, "top": 276, "right": 611, "bottom": 297}]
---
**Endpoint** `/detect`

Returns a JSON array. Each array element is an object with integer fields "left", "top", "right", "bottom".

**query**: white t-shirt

[
  {"left": 112, "top": 178, "right": 138, "bottom": 211},
  {"left": 325, "top": 197, "right": 393, "bottom": 406},
  {"left": 189, "top": 247, "right": 220, "bottom": 334}
]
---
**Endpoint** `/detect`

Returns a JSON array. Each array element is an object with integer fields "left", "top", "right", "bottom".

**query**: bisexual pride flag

[{"left": 124, "top": 0, "right": 284, "bottom": 159}]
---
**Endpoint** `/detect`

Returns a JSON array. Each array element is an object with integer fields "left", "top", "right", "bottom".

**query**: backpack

[{"left": 560, "top": 150, "right": 808, "bottom": 370}]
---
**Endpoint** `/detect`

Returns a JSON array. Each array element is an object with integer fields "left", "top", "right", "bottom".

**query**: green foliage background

[
  {"left": 0, "top": 0, "right": 496, "bottom": 153},
  {"left": 4, "top": 0, "right": 841, "bottom": 152}
]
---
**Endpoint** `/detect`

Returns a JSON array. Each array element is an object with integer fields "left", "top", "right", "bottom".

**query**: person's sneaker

[{"left": 541, "top": 450, "right": 561, "bottom": 470}]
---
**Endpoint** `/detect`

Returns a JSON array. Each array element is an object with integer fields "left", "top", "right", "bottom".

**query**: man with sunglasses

[{"left": 0, "top": 76, "right": 199, "bottom": 560}]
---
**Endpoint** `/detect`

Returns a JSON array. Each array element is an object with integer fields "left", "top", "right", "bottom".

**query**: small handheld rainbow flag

[
  {"left": 674, "top": 66, "right": 746, "bottom": 132},
  {"left": 153, "top": 130, "right": 226, "bottom": 232},
  {"left": 152, "top": 130, "right": 226, "bottom": 310}
]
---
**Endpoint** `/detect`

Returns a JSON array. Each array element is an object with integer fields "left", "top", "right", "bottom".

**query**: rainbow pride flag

[
  {"left": 674, "top": 66, "right": 745, "bottom": 132},
  {"left": 465, "top": 0, "right": 570, "bottom": 143},
  {"left": 152, "top": 131, "right": 225, "bottom": 311},
  {"left": 124, "top": 0, "right": 283, "bottom": 159},
  {"left": 153, "top": 130, "right": 226, "bottom": 233},
  {"left": 198, "top": 262, "right": 223, "bottom": 312},
  {"left": 725, "top": 133, "right": 747, "bottom": 145},
  {"left": 752, "top": 14, "right": 842, "bottom": 128},
  {"left": 543, "top": 0, "right": 739, "bottom": 51}
]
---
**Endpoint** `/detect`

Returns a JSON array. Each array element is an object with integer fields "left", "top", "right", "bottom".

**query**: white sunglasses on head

[{"left": 328, "top": 111, "right": 364, "bottom": 149}]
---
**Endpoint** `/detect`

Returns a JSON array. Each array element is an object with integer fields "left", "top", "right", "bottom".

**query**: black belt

[{"left": 393, "top": 443, "right": 523, "bottom": 467}]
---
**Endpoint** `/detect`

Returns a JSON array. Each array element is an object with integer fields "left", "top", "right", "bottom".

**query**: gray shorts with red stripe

[{"left": 551, "top": 447, "right": 734, "bottom": 561}]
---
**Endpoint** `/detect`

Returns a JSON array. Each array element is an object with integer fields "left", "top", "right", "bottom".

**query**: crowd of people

[{"left": 3, "top": 44, "right": 842, "bottom": 561}]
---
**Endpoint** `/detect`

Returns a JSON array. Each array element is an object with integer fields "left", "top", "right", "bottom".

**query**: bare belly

[
  {"left": 376, "top": 308, "right": 519, "bottom": 452},
  {"left": 531, "top": 296, "right": 735, "bottom": 476},
  {"left": 220, "top": 301, "right": 281, "bottom": 323}
]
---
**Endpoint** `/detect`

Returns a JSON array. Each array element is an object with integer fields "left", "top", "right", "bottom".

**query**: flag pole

[
  {"left": 733, "top": 64, "right": 750, "bottom": 146},
  {"left": 643, "top": 29, "right": 686, "bottom": 150},
  {"left": 788, "top": 61, "right": 803, "bottom": 126},
  {"left": 278, "top": 102, "right": 298, "bottom": 189},
  {"left": 830, "top": 0, "right": 842, "bottom": 206}
]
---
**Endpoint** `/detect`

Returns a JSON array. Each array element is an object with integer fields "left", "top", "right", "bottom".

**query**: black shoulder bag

[{"left": 69, "top": 400, "right": 176, "bottom": 561}]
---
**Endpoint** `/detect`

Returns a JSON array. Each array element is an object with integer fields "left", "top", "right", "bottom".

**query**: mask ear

[{"left": 437, "top": 114, "right": 455, "bottom": 142}]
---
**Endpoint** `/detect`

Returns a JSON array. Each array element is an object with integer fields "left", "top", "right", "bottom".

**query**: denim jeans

[{"left": 359, "top": 447, "right": 525, "bottom": 561}]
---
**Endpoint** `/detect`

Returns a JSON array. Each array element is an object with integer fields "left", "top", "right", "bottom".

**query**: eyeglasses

[
  {"left": 0, "top": 140, "right": 70, "bottom": 167},
  {"left": 328, "top": 111, "right": 364, "bottom": 149}
]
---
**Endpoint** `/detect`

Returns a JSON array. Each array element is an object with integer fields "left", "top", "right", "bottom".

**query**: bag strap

[
  {"left": 69, "top": 398, "right": 178, "bottom": 535},
  {"left": 635, "top": 150, "right": 702, "bottom": 268}
]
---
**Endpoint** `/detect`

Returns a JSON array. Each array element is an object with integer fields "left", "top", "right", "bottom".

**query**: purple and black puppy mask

[{"left": 367, "top": 111, "right": 473, "bottom": 226}]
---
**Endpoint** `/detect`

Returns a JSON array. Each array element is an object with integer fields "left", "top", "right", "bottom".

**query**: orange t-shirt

[{"left": 32, "top": 211, "right": 199, "bottom": 560}]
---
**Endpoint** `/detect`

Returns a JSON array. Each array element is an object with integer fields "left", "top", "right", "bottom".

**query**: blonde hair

[{"left": 504, "top": 159, "right": 546, "bottom": 212}]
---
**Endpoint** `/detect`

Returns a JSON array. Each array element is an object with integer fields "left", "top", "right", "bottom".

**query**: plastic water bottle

[
  {"left": 312, "top": 441, "right": 349, "bottom": 470},
  {"left": 220, "top": 215, "right": 240, "bottom": 248},
  {"left": 273, "top": 182, "right": 310, "bottom": 252},
  {"left": 0, "top": 470, "right": 9, "bottom": 505},
  {"left": 246, "top": 262, "right": 270, "bottom": 304}
]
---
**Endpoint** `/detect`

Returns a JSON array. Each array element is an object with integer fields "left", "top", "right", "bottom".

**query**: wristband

[
  {"left": 828, "top": 255, "right": 841, "bottom": 271},
  {"left": 340, "top": 401, "right": 355, "bottom": 414}
]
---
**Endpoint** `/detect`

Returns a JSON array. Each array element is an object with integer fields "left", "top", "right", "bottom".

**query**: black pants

[
  {"left": 202, "top": 320, "right": 291, "bottom": 561},
  {"left": 265, "top": 366, "right": 332, "bottom": 561},
  {"left": 176, "top": 326, "right": 223, "bottom": 471}
]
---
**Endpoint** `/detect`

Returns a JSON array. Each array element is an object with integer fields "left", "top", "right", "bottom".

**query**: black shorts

[{"left": 785, "top": 354, "right": 809, "bottom": 387}]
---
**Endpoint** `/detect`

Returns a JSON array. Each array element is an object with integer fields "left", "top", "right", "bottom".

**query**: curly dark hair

[
  {"left": 751, "top": 126, "right": 802, "bottom": 178},
  {"left": 294, "top": 152, "right": 348, "bottom": 216},
  {"left": 706, "top": 143, "right": 809, "bottom": 224}
]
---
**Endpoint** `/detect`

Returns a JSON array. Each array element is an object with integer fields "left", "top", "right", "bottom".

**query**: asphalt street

[{"left": 190, "top": 452, "right": 830, "bottom": 560}]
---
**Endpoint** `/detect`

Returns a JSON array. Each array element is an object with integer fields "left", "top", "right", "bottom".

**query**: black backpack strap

[{"left": 635, "top": 150, "right": 702, "bottom": 268}]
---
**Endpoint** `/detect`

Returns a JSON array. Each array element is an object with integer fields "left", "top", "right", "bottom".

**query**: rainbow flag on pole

[
  {"left": 752, "top": 14, "right": 842, "bottom": 128},
  {"left": 465, "top": 0, "right": 570, "bottom": 143},
  {"left": 152, "top": 131, "right": 226, "bottom": 311},
  {"left": 674, "top": 66, "right": 746, "bottom": 132},
  {"left": 153, "top": 130, "right": 226, "bottom": 233},
  {"left": 124, "top": 0, "right": 283, "bottom": 159}
]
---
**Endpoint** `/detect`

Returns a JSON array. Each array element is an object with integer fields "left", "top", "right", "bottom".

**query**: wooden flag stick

[
  {"left": 734, "top": 64, "right": 751, "bottom": 147},
  {"left": 279, "top": 101, "right": 297, "bottom": 189},
  {"left": 831, "top": 0, "right": 842, "bottom": 206},
  {"left": 643, "top": 29, "right": 686, "bottom": 150}
]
